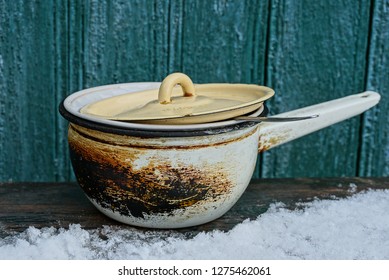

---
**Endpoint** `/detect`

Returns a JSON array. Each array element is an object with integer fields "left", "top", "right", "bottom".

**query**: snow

[{"left": 0, "top": 189, "right": 388, "bottom": 260}]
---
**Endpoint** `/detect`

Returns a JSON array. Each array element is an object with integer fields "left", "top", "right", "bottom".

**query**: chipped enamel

[
  {"left": 61, "top": 78, "right": 380, "bottom": 229},
  {"left": 68, "top": 123, "right": 260, "bottom": 228}
]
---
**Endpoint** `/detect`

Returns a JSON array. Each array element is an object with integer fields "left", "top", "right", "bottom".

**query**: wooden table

[{"left": 1, "top": 178, "right": 388, "bottom": 237}]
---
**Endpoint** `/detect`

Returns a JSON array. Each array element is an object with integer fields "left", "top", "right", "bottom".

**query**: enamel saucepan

[{"left": 59, "top": 73, "right": 380, "bottom": 228}]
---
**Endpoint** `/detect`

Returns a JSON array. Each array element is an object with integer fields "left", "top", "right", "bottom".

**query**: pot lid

[
  {"left": 62, "top": 82, "right": 266, "bottom": 132},
  {"left": 80, "top": 73, "right": 274, "bottom": 124}
]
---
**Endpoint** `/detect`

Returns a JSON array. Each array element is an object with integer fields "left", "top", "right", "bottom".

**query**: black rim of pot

[{"left": 59, "top": 101, "right": 269, "bottom": 138}]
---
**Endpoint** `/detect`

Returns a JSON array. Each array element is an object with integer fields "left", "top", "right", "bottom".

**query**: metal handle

[
  {"left": 234, "top": 115, "right": 319, "bottom": 122},
  {"left": 257, "top": 91, "right": 381, "bottom": 152}
]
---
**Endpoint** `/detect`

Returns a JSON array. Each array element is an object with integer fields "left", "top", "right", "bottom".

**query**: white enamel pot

[{"left": 59, "top": 82, "right": 380, "bottom": 229}]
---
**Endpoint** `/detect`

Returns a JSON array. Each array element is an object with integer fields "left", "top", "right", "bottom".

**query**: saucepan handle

[{"left": 257, "top": 91, "right": 381, "bottom": 152}]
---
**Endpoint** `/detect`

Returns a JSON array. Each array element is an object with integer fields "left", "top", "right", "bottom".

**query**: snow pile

[{"left": 0, "top": 189, "right": 388, "bottom": 260}]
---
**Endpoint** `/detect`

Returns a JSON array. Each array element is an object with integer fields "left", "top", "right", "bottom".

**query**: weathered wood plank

[
  {"left": 181, "top": 0, "right": 269, "bottom": 84},
  {"left": 54, "top": 0, "right": 73, "bottom": 181},
  {"left": 0, "top": 1, "right": 68, "bottom": 181},
  {"left": 359, "top": 0, "right": 389, "bottom": 176},
  {"left": 1, "top": 178, "right": 388, "bottom": 236},
  {"left": 0, "top": 0, "right": 388, "bottom": 182},
  {"left": 261, "top": 0, "right": 372, "bottom": 178},
  {"left": 80, "top": 0, "right": 170, "bottom": 86}
]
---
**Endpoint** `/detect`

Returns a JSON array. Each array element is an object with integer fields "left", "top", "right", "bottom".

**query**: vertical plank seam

[
  {"left": 152, "top": 0, "right": 157, "bottom": 79},
  {"left": 250, "top": 0, "right": 259, "bottom": 178},
  {"left": 81, "top": 0, "right": 88, "bottom": 89},
  {"left": 263, "top": 0, "right": 273, "bottom": 88},
  {"left": 66, "top": 0, "right": 73, "bottom": 181},
  {"left": 181, "top": 0, "right": 186, "bottom": 72},
  {"left": 54, "top": 0, "right": 60, "bottom": 181},
  {"left": 250, "top": 0, "right": 258, "bottom": 83},
  {"left": 167, "top": 0, "right": 172, "bottom": 73},
  {"left": 0, "top": 1, "right": 6, "bottom": 180},
  {"left": 356, "top": 0, "right": 376, "bottom": 177},
  {"left": 363, "top": 0, "right": 376, "bottom": 90},
  {"left": 259, "top": 0, "right": 273, "bottom": 178},
  {"left": 68, "top": 0, "right": 76, "bottom": 181}
]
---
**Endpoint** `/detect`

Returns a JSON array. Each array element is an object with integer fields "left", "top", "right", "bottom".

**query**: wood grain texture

[
  {"left": 1, "top": 178, "right": 388, "bottom": 236},
  {"left": 81, "top": 0, "right": 171, "bottom": 86},
  {"left": 261, "top": 0, "right": 372, "bottom": 178},
  {"left": 0, "top": 0, "right": 388, "bottom": 181},
  {"left": 359, "top": 0, "right": 389, "bottom": 176},
  {"left": 181, "top": 0, "right": 269, "bottom": 84},
  {"left": 0, "top": 0, "right": 68, "bottom": 181}
]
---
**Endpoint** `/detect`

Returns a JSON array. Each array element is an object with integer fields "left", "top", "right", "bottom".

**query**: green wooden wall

[{"left": 0, "top": 0, "right": 388, "bottom": 182}]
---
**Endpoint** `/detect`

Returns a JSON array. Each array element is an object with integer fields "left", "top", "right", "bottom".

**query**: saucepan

[{"left": 59, "top": 73, "right": 380, "bottom": 228}]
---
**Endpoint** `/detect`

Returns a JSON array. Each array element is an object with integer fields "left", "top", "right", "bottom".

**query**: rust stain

[
  {"left": 258, "top": 132, "right": 291, "bottom": 152},
  {"left": 68, "top": 125, "right": 233, "bottom": 219},
  {"left": 70, "top": 123, "right": 257, "bottom": 150}
]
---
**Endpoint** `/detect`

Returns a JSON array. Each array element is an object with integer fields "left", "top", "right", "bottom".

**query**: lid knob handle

[{"left": 158, "top": 73, "right": 196, "bottom": 104}]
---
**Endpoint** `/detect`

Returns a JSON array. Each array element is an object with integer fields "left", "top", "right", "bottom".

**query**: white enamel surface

[
  {"left": 65, "top": 83, "right": 380, "bottom": 229},
  {"left": 257, "top": 91, "right": 381, "bottom": 151},
  {"left": 75, "top": 125, "right": 260, "bottom": 229},
  {"left": 63, "top": 82, "right": 263, "bottom": 131}
]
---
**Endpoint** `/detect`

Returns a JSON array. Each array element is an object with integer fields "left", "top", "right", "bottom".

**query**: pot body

[
  {"left": 68, "top": 123, "right": 260, "bottom": 228},
  {"left": 61, "top": 80, "right": 380, "bottom": 230}
]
